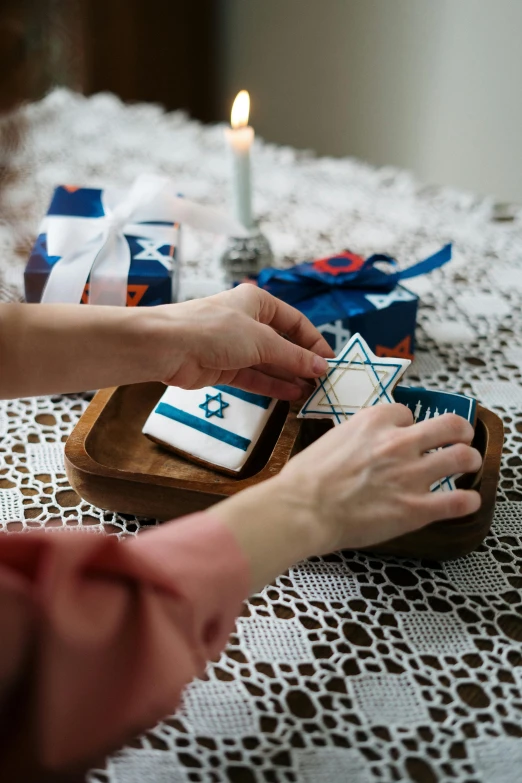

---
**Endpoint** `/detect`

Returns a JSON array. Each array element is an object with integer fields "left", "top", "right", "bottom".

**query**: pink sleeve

[{"left": 0, "top": 514, "right": 250, "bottom": 780}]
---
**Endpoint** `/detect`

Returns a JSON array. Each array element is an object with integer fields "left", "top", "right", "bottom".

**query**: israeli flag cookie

[{"left": 142, "top": 384, "right": 276, "bottom": 474}]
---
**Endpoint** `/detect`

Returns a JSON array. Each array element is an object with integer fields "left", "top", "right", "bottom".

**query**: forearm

[
  {"left": 0, "top": 303, "right": 173, "bottom": 398},
  {"left": 0, "top": 515, "right": 249, "bottom": 777},
  {"left": 212, "top": 476, "right": 327, "bottom": 593},
  {"left": 0, "top": 288, "right": 333, "bottom": 401}
]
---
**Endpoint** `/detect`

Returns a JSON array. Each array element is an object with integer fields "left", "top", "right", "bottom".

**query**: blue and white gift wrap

[
  {"left": 257, "top": 245, "right": 453, "bottom": 359},
  {"left": 25, "top": 174, "right": 249, "bottom": 307},
  {"left": 142, "top": 384, "right": 276, "bottom": 473}
]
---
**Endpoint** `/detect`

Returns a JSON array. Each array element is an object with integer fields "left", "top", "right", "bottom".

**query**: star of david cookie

[
  {"left": 298, "top": 332, "right": 411, "bottom": 425},
  {"left": 142, "top": 384, "right": 276, "bottom": 475}
]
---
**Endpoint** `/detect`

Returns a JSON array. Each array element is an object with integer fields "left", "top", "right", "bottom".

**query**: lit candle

[{"left": 224, "top": 90, "right": 254, "bottom": 230}]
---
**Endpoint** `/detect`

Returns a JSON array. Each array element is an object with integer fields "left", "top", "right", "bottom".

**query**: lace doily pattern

[{"left": 1, "top": 90, "right": 522, "bottom": 783}]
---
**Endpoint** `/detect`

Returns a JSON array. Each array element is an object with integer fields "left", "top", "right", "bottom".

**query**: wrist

[
  {"left": 269, "top": 471, "right": 331, "bottom": 555},
  {"left": 132, "top": 305, "right": 188, "bottom": 383},
  {"left": 212, "top": 475, "right": 328, "bottom": 592}
]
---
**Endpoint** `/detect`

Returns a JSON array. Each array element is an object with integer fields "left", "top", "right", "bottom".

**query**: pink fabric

[{"left": 0, "top": 514, "right": 250, "bottom": 781}]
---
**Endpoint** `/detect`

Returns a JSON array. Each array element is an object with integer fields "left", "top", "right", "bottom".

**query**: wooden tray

[
  {"left": 65, "top": 383, "right": 503, "bottom": 560},
  {"left": 65, "top": 383, "right": 303, "bottom": 519}
]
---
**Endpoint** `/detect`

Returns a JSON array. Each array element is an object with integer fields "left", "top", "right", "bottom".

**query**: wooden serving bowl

[
  {"left": 65, "top": 383, "right": 303, "bottom": 519},
  {"left": 65, "top": 383, "right": 503, "bottom": 560}
]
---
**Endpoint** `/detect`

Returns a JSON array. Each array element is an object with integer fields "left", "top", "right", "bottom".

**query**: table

[{"left": 1, "top": 89, "right": 522, "bottom": 783}]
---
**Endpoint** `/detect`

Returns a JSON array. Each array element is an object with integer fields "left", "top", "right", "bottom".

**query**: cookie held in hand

[
  {"left": 298, "top": 332, "right": 478, "bottom": 494},
  {"left": 393, "top": 385, "right": 478, "bottom": 493},
  {"left": 298, "top": 332, "right": 411, "bottom": 425}
]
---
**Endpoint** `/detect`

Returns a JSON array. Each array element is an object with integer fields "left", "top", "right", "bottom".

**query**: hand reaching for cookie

[
  {"left": 213, "top": 404, "right": 482, "bottom": 591},
  {"left": 277, "top": 403, "right": 481, "bottom": 550},
  {"left": 0, "top": 286, "right": 333, "bottom": 399},
  {"left": 156, "top": 284, "right": 334, "bottom": 399}
]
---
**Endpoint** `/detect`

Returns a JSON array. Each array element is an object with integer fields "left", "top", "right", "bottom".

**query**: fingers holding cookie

[
  {"left": 411, "top": 412, "right": 475, "bottom": 453},
  {"left": 419, "top": 443, "right": 482, "bottom": 489}
]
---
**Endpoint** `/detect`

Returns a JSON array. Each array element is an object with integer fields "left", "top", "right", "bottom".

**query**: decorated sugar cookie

[
  {"left": 393, "top": 385, "right": 477, "bottom": 493},
  {"left": 393, "top": 386, "right": 477, "bottom": 427},
  {"left": 298, "top": 332, "right": 410, "bottom": 425},
  {"left": 142, "top": 384, "right": 276, "bottom": 474}
]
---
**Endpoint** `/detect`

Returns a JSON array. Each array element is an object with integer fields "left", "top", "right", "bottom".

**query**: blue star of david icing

[
  {"left": 298, "top": 332, "right": 411, "bottom": 425},
  {"left": 199, "top": 392, "right": 229, "bottom": 419},
  {"left": 299, "top": 344, "right": 478, "bottom": 494}
]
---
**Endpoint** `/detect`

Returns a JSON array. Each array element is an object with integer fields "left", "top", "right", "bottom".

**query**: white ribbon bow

[{"left": 41, "top": 174, "right": 249, "bottom": 306}]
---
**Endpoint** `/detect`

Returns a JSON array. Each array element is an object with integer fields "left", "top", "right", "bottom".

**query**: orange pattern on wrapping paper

[
  {"left": 81, "top": 284, "right": 149, "bottom": 306},
  {"left": 126, "top": 285, "right": 149, "bottom": 306},
  {"left": 375, "top": 335, "right": 414, "bottom": 361},
  {"left": 312, "top": 251, "right": 365, "bottom": 276}
]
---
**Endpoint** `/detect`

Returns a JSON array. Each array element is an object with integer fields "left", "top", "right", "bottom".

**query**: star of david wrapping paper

[
  {"left": 257, "top": 245, "right": 452, "bottom": 360},
  {"left": 25, "top": 183, "right": 180, "bottom": 307}
]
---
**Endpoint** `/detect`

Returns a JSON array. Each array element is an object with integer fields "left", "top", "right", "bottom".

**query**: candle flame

[{"left": 231, "top": 90, "right": 250, "bottom": 129}]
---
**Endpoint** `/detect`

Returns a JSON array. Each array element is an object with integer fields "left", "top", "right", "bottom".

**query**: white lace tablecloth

[{"left": 1, "top": 90, "right": 522, "bottom": 783}]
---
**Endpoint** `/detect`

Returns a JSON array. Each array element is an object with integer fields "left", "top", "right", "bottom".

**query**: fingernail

[{"left": 312, "top": 355, "right": 329, "bottom": 375}]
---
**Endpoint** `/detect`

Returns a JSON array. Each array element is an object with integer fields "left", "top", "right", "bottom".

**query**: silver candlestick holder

[{"left": 217, "top": 228, "right": 274, "bottom": 285}]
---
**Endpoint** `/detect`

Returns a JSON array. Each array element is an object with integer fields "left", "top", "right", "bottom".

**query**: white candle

[{"left": 224, "top": 90, "right": 254, "bottom": 230}]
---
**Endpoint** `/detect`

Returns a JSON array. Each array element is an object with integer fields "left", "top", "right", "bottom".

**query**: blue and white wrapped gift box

[
  {"left": 257, "top": 245, "right": 453, "bottom": 359},
  {"left": 25, "top": 174, "right": 249, "bottom": 307},
  {"left": 25, "top": 177, "right": 181, "bottom": 306}
]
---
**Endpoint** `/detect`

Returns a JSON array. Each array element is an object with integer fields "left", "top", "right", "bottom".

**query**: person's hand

[
  {"left": 155, "top": 284, "right": 335, "bottom": 399},
  {"left": 277, "top": 403, "right": 482, "bottom": 552},
  {"left": 213, "top": 404, "right": 482, "bottom": 591},
  {"left": 0, "top": 289, "right": 333, "bottom": 400}
]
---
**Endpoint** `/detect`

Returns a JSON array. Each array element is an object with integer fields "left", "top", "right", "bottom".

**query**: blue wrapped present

[
  {"left": 257, "top": 245, "right": 452, "bottom": 359},
  {"left": 25, "top": 174, "right": 250, "bottom": 308},
  {"left": 25, "top": 175, "right": 183, "bottom": 307}
]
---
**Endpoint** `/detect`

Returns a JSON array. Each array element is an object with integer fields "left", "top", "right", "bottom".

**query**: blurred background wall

[
  {"left": 218, "top": 0, "right": 522, "bottom": 203},
  {"left": 2, "top": 0, "right": 522, "bottom": 202}
]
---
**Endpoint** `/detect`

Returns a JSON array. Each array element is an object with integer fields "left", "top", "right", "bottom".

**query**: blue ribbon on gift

[{"left": 257, "top": 244, "right": 452, "bottom": 325}]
